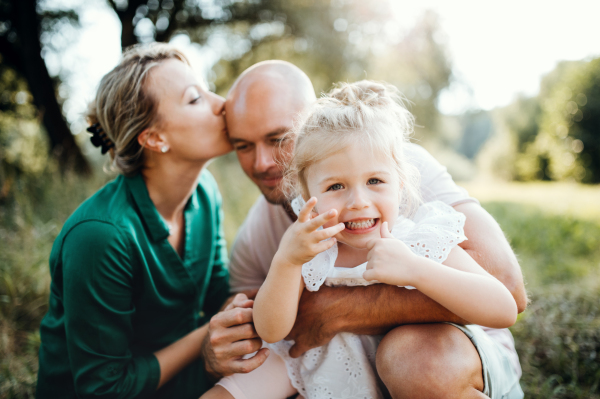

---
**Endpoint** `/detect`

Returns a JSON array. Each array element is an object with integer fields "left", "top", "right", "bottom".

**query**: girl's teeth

[{"left": 345, "top": 219, "right": 376, "bottom": 230}]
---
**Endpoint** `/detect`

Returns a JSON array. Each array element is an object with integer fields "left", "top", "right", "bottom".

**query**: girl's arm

[
  {"left": 253, "top": 198, "right": 345, "bottom": 343},
  {"left": 253, "top": 255, "right": 306, "bottom": 343},
  {"left": 363, "top": 222, "right": 517, "bottom": 328},
  {"left": 409, "top": 246, "right": 517, "bottom": 328}
]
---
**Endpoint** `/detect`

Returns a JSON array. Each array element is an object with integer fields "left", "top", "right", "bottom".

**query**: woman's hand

[
  {"left": 363, "top": 222, "right": 418, "bottom": 286},
  {"left": 201, "top": 293, "right": 268, "bottom": 378},
  {"left": 274, "top": 197, "right": 345, "bottom": 268}
]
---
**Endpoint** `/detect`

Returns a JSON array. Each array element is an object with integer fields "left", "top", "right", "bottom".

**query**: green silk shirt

[{"left": 36, "top": 171, "right": 230, "bottom": 399}]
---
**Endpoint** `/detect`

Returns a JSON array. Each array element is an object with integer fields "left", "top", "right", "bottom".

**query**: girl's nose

[{"left": 347, "top": 188, "right": 370, "bottom": 210}]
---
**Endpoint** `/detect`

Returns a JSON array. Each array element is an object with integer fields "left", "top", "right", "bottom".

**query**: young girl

[{"left": 204, "top": 81, "right": 517, "bottom": 399}]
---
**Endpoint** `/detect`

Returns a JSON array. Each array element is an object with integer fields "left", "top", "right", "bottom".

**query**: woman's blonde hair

[
  {"left": 86, "top": 43, "right": 190, "bottom": 176},
  {"left": 282, "top": 80, "right": 422, "bottom": 217}
]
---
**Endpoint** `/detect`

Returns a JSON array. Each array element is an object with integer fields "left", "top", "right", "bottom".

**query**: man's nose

[{"left": 254, "top": 143, "right": 276, "bottom": 173}]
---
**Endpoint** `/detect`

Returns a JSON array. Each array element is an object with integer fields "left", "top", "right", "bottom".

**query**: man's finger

[
  {"left": 298, "top": 197, "right": 317, "bottom": 223},
  {"left": 225, "top": 338, "right": 264, "bottom": 358},
  {"left": 214, "top": 307, "right": 254, "bottom": 328},
  {"left": 288, "top": 342, "right": 311, "bottom": 358},
  {"left": 231, "top": 348, "right": 270, "bottom": 373},
  {"left": 214, "top": 322, "right": 260, "bottom": 346}
]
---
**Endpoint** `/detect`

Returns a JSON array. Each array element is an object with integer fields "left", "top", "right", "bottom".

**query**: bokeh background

[{"left": 1, "top": 0, "right": 600, "bottom": 397}]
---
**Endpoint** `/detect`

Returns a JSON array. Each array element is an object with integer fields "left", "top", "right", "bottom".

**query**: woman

[{"left": 37, "top": 44, "right": 241, "bottom": 398}]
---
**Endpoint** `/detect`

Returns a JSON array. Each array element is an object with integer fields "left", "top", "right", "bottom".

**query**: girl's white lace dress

[{"left": 268, "top": 200, "right": 467, "bottom": 399}]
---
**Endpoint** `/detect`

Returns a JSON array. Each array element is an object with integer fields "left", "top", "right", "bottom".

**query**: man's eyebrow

[
  {"left": 230, "top": 127, "right": 290, "bottom": 143},
  {"left": 266, "top": 127, "right": 290, "bottom": 137}
]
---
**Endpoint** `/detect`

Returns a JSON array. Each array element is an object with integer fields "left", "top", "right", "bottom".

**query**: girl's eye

[
  {"left": 367, "top": 178, "right": 382, "bottom": 185},
  {"left": 327, "top": 183, "right": 343, "bottom": 191},
  {"left": 190, "top": 96, "right": 201, "bottom": 104}
]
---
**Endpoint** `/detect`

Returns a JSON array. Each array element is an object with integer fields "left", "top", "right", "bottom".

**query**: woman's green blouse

[{"left": 36, "top": 171, "right": 230, "bottom": 399}]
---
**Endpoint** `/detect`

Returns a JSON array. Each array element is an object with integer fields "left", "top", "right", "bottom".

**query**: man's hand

[{"left": 201, "top": 293, "right": 269, "bottom": 378}]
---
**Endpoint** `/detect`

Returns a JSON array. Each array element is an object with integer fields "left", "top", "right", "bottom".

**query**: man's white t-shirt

[{"left": 228, "top": 143, "right": 521, "bottom": 376}]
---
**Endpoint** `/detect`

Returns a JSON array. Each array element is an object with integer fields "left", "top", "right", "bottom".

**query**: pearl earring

[{"left": 161, "top": 145, "right": 168, "bottom": 153}]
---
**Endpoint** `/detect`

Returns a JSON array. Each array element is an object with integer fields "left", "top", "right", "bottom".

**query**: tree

[
  {"left": 367, "top": 11, "right": 453, "bottom": 141},
  {"left": 0, "top": 0, "right": 90, "bottom": 174}
]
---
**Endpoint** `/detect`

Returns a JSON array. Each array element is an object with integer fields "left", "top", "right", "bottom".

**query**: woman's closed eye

[{"left": 190, "top": 95, "right": 201, "bottom": 104}]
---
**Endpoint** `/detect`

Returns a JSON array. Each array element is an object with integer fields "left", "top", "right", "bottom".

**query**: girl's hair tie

[{"left": 86, "top": 123, "right": 115, "bottom": 155}]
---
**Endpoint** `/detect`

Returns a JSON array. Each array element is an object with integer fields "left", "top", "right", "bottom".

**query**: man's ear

[{"left": 138, "top": 128, "right": 168, "bottom": 153}]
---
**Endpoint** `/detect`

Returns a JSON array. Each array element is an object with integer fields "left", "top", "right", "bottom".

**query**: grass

[
  {"left": 482, "top": 201, "right": 600, "bottom": 398},
  {"left": 1, "top": 168, "right": 599, "bottom": 398}
]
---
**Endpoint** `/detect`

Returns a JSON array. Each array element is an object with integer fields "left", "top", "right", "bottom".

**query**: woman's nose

[{"left": 208, "top": 91, "right": 226, "bottom": 116}]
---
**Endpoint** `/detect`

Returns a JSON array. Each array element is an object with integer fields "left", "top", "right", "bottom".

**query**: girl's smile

[
  {"left": 343, "top": 218, "right": 379, "bottom": 233},
  {"left": 305, "top": 141, "right": 401, "bottom": 249}
]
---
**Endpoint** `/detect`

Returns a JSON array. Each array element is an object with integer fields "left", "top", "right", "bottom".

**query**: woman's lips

[{"left": 343, "top": 218, "right": 379, "bottom": 234}]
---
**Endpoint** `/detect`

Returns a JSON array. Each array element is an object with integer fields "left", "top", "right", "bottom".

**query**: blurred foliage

[
  {"left": 479, "top": 57, "right": 600, "bottom": 183},
  {"left": 368, "top": 11, "right": 452, "bottom": 142},
  {"left": 483, "top": 201, "right": 600, "bottom": 399},
  {"left": 0, "top": 0, "right": 90, "bottom": 173},
  {"left": 0, "top": 169, "right": 110, "bottom": 398},
  {"left": 0, "top": 64, "right": 52, "bottom": 204}
]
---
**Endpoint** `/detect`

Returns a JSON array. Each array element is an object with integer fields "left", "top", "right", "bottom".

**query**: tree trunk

[{"left": 13, "top": 0, "right": 91, "bottom": 175}]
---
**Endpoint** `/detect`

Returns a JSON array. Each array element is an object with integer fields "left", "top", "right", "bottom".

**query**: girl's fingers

[
  {"left": 305, "top": 209, "right": 338, "bottom": 231},
  {"left": 363, "top": 269, "right": 377, "bottom": 281},
  {"left": 314, "top": 223, "right": 345, "bottom": 241},
  {"left": 314, "top": 237, "right": 337, "bottom": 253},
  {"left": 297, "top": 197, "right": 317, "bottom": 223}
]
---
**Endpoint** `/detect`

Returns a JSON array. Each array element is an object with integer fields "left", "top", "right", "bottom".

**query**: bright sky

[
  {"left": 390, "top": 0, "right": 600, "bottom": 113},
  {"left": 58, "top": 0, "right": 600, "bottom": 131}
]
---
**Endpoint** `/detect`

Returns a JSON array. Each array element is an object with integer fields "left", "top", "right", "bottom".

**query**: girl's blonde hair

[
  {"left": 282, "top": 80, "right": 422, "bottom": 217},
  {"left": 86, "top": 43, "right": 190, "bottom": 176}
]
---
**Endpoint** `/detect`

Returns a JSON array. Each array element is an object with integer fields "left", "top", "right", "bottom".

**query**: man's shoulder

[{"left": 234, "top": 195, "right": 294, "bottom": 253}]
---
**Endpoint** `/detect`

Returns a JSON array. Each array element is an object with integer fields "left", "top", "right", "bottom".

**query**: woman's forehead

[{"left": 148, "top": 59, "right": 205, "bottom": 96}]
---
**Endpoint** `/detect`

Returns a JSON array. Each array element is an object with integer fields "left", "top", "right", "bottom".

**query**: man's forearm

[{"left": 298, "top": 284, "right": 467, "bottom": 337}]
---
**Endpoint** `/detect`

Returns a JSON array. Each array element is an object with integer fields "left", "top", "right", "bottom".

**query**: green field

[{"left": 1, "top": 171, "right": 599, "bottom": 398}]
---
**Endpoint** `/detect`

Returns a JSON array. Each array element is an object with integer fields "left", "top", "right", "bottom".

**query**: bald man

[{"left": 209, "top": 61, "right": 527, "bottom": 399}]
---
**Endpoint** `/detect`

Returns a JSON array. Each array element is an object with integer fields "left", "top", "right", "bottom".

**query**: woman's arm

[{"left": 253, "top": 198, "right": 344, "bottom": 343}]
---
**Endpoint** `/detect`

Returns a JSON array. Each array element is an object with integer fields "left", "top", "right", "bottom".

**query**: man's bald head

[
  {"left": 227, "top": 60, "right": 316, "bottom": 114},
  {"left": 226, "top": 61, "right": 316, "bottom": 204}
]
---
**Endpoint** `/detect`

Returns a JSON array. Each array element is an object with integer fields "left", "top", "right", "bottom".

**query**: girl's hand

[
  {"left": 363, "top": 222, "right": 418, "bottom": 286},
  {"left": 275, "top": 197, "right": 345, "bottom": 267}
]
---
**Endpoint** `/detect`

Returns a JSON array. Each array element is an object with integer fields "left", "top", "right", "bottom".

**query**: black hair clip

[{"left": 86, "top": 123, "right": 115, "bottom": 155}]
